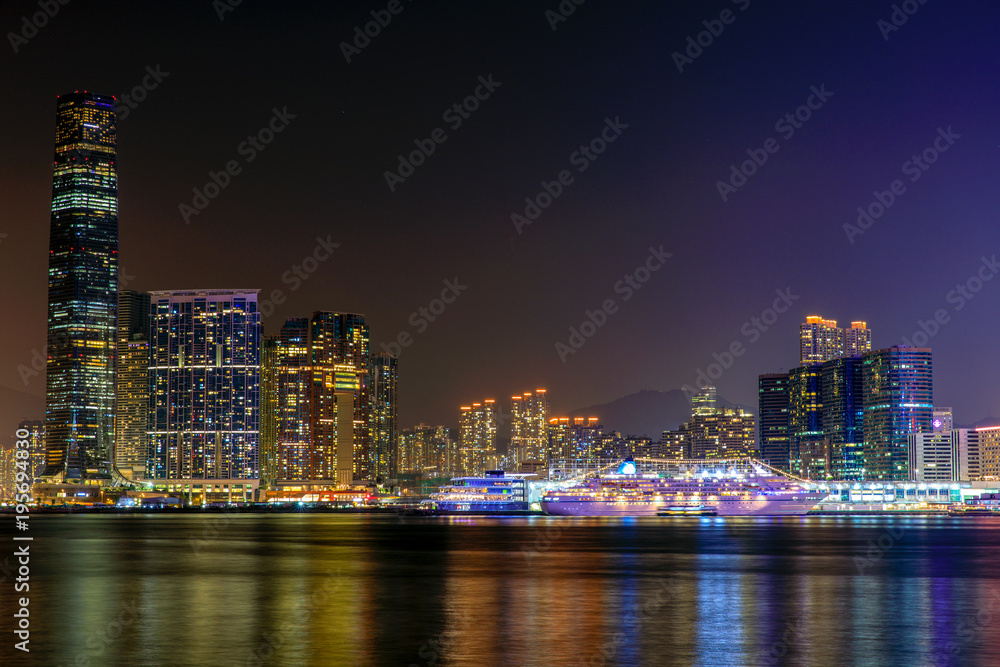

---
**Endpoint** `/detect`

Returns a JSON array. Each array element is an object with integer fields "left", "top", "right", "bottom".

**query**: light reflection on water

[{"left": 2, "top": 514, "right": 1000, "bottom": 666}]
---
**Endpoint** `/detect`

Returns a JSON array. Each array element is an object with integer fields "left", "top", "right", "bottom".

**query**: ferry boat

[
  {"left": 542, "top": 458, "right": 828, "bottom": 517},
  {"left": 947, "top": 504, "right": 1000, "bottom": 517},
  {"left": 431, "top": 470, "right": 531, "bottom": 512}
]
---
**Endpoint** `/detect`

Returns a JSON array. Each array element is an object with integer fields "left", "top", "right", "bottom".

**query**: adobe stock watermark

[
  {"left": 258, "top": 235, "right": 340, "bottom": 320},
  {"left": 384, "top": 74, "right": 502, "bottom": 192},
  {"left": 118, "top": 65, "right": 169, "bottom": 121},
  {"left": 555, "top": 245, "right": 671, "bottom": 363},
  {"left": 340, "top": 0, "right": 414, "bottom": 63},
  {"left": 681, "top": 288, "right": 798, "bottom": 394},
  {"left": 407, "top": 608, "right": 475, "bottom": 667},
  {"left": 900, "top": 254, "right": 998, "bottom": 347},
  {"left": 716, "top": 84, "right": 833, "bottom": 202},
  {"left": 7, "top": 0, "right": 71, "bottom": 54},
  {"left": 214, "top": 0, "right": 243, "bottom": 21},
  {"left": 545, "top": 0, "right": 586, "bottom": 31},
  {"left": 380, "top": 278, "right": 467, "bottom": 357},
  {"left": 511, "top": 116, "right": 628, "bottom": 234},
  {"left": 843, "top": 126, "right": 959, "bottom": 244},
  {"left": 672, "top": 0, "right": 751, "bottom": 73},
  {"left": 878, "top": 0, "right": 930, "bottom": 42},
  {"left": 179, "top": 106, "right": 297, "bottom": 224}
]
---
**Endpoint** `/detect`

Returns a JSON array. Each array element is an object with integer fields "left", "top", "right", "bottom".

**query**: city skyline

[{"left": 3, "top": 2, "right": 1000, "bottom": 444}]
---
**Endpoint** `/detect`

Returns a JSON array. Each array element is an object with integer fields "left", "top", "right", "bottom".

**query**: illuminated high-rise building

[
  {"left": 115, "top": 290, "right": 151, "bottom": 479},
  {"left": 510, "top": 389, "right": 549, "bottom": 463},
  {"left": 17, "top": 420, "right": 46, "bottom": 480},
  {"left": 680, "top": 408, "right": 755, "bottom": 460},
  {"left": 757, "top": 373, "right": 790, "bottom": 470},
  {"left": 370, "top": 352, "right": 398, "bottom": 483},
  {"left": 861, "top": 346, "right": 933, "bottom": 480},
  {"left": 977, "top": 427, "right": 1000, "bottom": 481},
  {"left": 147, "top": 290, "right": 261, "bottom": 480},
  {"left": 42, "top": 92, "right": 119, "bottom": 482},
  {"left": 259, "top": 336, "right": 280, "bottom": 490},
  {"left": 398, "top": 424, "right": 452, "bottom": 475},
  {"left": 953, "top": 429, "right": 981, "bottom": 481},
  {"left": 800, "top": 316, "right": 870, "bottom": 365},
  {"left": 308, "top": 312, "right": 370, "bottom": 485},
  {"left": 269, "top": 318, "right": 311, "bottom": 483},
  {"left": 0, "top": 448, "right": 17, "bottom": 502},
  {"left": 844, "top": 321, "right": 871, "bottom": 357},
  {"left": 459, "top": 401, "right": 498, "bottom": 475},
  {"left": 788, "top": 365, "right": 825, "bottom": 477},
  {"left": 821, "top": 356, "right": 864, "bottom": 479},
  {"left": 548, "top": 417, "right": 602, "bottom": 460},
  {"left": 690, "top": 385, "right": 717, "bottom": 417}
]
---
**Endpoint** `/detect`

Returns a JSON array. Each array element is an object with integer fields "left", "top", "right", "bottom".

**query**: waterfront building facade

[
  {"left": 116, "top": 290, "right": 151, "bottom": 479},
  {"left": 147, "top": 290, "right": 262, "bottom": 480},
  {"left": 758, "top": 373, "right": 790, "bottom": 471}
]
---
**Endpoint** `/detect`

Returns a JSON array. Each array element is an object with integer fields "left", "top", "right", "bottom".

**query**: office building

[
  {"left": 977, "top": 426, "right": 1000, "bottom": 481},
  {"left": 370, "top": 352, "right": 398, "bottom": 483},
  {"left": 459, "top": 401, "right": 499, "bottom": 475},
  {"left": 933, "top": 407, "right": 953, "bottom": 432},
  {"left": 861, "top": 346, "right": 933, "bottom": 480},
  {"left": 691, "top": 385, "right": 717, "bottom": 417},
  {"left": 115, "top": 290, "right": 151, "bottom": 479},
  {"left": 758, "top": 373, "right": 790, "bottom": 470},
  {"left": 821, "top": 356, "right": 864, "bottom": 479},
  {"left": 510, "top": 389, "right": 549, "bottom": 463},
  {"left": 788, "top": 365, "right": 826, "bottom": 477},
  {"left": 953, "top": 429, "right": 981, "bottom": 481},
  {"left": 42, "top": 92, "right": 119, "bottom": 482},
  {"left": 147, "top": 290, "right": 262, "bottom": 480},
  {"left": 908, "top": 432, "right": 954, "bottom": 482}
]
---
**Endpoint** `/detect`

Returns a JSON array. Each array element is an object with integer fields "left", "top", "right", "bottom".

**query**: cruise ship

[
  {"left": 431, "top": 470, "right": 532, "bottom": 512},
  {"left": 541, "top": 458, "right": 828, "bottom": 516}
]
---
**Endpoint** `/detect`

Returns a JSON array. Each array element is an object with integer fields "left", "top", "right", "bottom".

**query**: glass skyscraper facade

[
  {"left": 370, "top": 352, "right": 398, "bottom": 483},
  {"left": 147, "top": 290, "right": 262, "bottom": 480},
  {"left": 758, "top": 373, "right": 790, "bottom": 471},
  {"left": 43, "top": 92, "right": 119, "bottom": 482},
  {"left": 821, "top": 356, "right": 864, "bottom": 479},
  {"left": 862, "top": 346, "right": 933, "bottom": 480}
]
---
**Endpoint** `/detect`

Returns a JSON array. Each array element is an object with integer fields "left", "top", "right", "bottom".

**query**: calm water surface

[{"left": 2, "top": 514, "right": 1000, "bottom": 666}]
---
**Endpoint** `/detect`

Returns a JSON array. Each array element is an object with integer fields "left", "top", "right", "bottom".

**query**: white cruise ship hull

[{"left": 542, "top": 494, "right": 827, "bottom": 517}]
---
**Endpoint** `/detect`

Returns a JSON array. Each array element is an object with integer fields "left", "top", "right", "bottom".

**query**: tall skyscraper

[
  {"left": 458, "top": 401, "right": 498, "bottom": 475},
  {"left": 758, "top": 373, "right": 790, "bottom": 470},
  {"left": 690, "top": 385, "right": 717, "bottom": 417},
  {"left": 821, "top": 356, "right": 864, "bottom": 479},
  {"left": 115, "top": 290, "right": 151, "bottom": 479},
  {"left": 370, "top": 352, "right": 398, "bottom": 483},
  {"left": 976, "top": 426, "right": 1000, "bottom": 480},
  {"left": 800, "top": 317, "right": 871, "bottom": 365},
  {"left": 510, "top": 389, "right": 549, "bottom": 464},
  {"left": 42, "top": 92, "right": 119, "bottom": 482},
  {"left": 308, "top": 312, "right": 370, "bottom": 485},
  {"left": 147, "top": 290, "right": 262, "bottom": 480},
  {"left": 680, "top": 408, "right": 756, "bottom": 460},
  {"left": 398, "top": 424, "right": 452, "bottom": 475},
  {"left": 17, "top": 420, "right": 46, "bottom": 480},
  {"left": 800, "top": 316, "right": 842, "bottom": 365},
  {"left": 861, "top": 346, "right": 933, "bottom": 480},
  {"left": 788, "top": 365, "right": 826, "bottom": 477},
  {"left": 259, "top": 336, "right": 280, "bottom": 490},
  {"left": 844, "top": 321, "right": 872, "bottom": 357},
  {"left": 270, "top": 318, "right": 311, "bottom": 482}
]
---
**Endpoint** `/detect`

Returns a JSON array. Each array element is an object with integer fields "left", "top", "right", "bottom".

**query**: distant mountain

[{"left": 569, "top": 389, "right": 692, "bottom": 438}]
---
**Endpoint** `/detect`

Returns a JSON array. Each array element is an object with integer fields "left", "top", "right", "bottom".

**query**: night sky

[{"left": 2, "top": 0, "right": 1000, "bottom": 442}]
